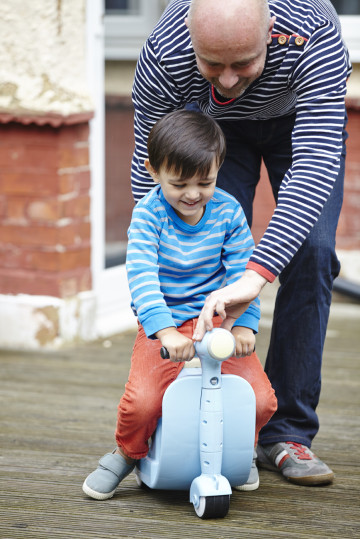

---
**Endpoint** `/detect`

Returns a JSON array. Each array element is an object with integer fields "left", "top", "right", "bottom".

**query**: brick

[
  {"left": 0, "top": 268, "right": 61, "bottom": 296},
  {"left": 6, "top": 197, "right": 28, "bottom": 222},
  {"left": 59, "top": 145, "right": 89, "bottom": 169},
  {"left": 0, "top": 196, "right": 6, "bottom": 218},
  {"left": 76, "top": 169, "right": 91, "bottom": 193},
  {"left": 79, "top": 268, "right": 92, "bottom": 291},
  {"left": 59, "top": 276, "right": 78, "bottom": 297},
  {"left": 58, "top": 268, "right": 92, "bottom": 297},
  {"left": 0, "top": 124, "right": 58, "bottom": 148},
  {"left": 27, "top": 200, "right": 61, "bottom": 221},
  {"left": 29, "top": 247, "right": 91, "bottom": 272},
  {"left": 58, "top": 169, "right": 91, "bottom": 194},
  {"left": 26, "top": 196, "right": 90, "bottom": 222},
  {"left": 0, "top": 146, "right": 58, "bottom": 171},
  {"left": 2, "top": 172, "right": 61, "bottom": 196},
  {"left": 0, "top": 245, "right": 26, "bottom": 269},
  {"left": 62, "top": 195, "right": 90, "bottom": 219},
  {"left": 0, "top": 267, "right": 92, "bottom": 298},
  {"left": 0, "top": 224, "right": 58, "bottom": 246},
  {"left": 58, "top": 173, "right": 78, "bottom": 195},
  {"left": 57, "top": 123, "right": 90, "bottom": 145},
  {"left": 58, "top": 221, "right": 91, "bottom": 246}
]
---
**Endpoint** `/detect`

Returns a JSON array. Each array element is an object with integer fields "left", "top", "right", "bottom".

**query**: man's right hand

[{"left": 193, "top": 270, "right": 268, "bottom": 341}]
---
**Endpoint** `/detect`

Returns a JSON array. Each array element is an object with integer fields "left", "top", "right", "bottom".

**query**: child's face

[{"left": 145, "top": 159, "right": 218, "bottom": 225}]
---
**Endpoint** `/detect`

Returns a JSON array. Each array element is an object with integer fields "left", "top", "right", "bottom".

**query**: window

[
  {"left": 105, "top": 0, "right": 140, "bottom": 15},
  {"left": 104, "top": 0, "right": 169, "bottom": 59},
  {"left": 330, "top": 1, "right": 360, "bottom": 15}
]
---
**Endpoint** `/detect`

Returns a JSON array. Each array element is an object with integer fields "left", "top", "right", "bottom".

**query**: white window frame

[
  {"left": 105, "top": 0, "right": 169, "bottom": 60},
  {"left": 87, "top": 0, "right": 136, "bottom": 337}
]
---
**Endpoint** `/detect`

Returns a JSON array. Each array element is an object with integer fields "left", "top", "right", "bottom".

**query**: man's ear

[
  {"left": 144, "top": 159, "right": 160, "bottom": 183},
  {"left": 267, "top": 16, "right": 276, "bottom": 44}
]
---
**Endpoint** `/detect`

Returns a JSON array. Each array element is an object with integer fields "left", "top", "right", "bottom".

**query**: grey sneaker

[
  {"left": 82, "top": 452, "right": 135, "bottom": 500},
  {"left": 234, "top": 451, "right": 259, "bottom": 491},
  {"left": 257, "top": 442, "right": 334, "bottom": 486}
]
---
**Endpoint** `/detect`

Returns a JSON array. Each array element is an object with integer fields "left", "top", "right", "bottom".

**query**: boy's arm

[
  {"left": 127, "top": 205, "right": 176, "bottom": 338},
  {"left": 128, "top": 205, "right": 195, "bottom": 360}
]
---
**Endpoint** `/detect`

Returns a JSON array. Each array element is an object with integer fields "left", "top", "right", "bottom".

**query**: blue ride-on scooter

[{"left": 135, "top": 328, "right": 256, "bottom": 519}]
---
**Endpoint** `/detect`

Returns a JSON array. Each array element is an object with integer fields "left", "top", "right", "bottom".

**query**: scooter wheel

[
  {"left": 194, "top": 495, "right": 230, "bottom": 519},
  {"left": 134, "top": 469, "right": 148, "bottom": 489}
]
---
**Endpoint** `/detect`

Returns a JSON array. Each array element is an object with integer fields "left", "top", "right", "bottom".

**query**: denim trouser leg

[{"left": 217, "top": 114, "right": 346, "bottom": 447}]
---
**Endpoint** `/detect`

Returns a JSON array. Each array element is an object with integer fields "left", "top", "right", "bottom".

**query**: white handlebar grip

[{"left": 208, "top": 329, "right": 235, "bottom": 360}]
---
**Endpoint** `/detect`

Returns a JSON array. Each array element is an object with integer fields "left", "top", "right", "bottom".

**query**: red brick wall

[
  {"left": 336, "top": 106, "right": 360, "bottom": 249},
  {"left": 105, "top": 97, "right": 134, "bottom": 243},
  {"left": 0, "top": 121, "right": 92, "bottom": 297}
]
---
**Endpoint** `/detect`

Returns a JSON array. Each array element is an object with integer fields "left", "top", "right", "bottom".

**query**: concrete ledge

[{"left": 0, "top": 291, "right": 97, "bottom": 349}]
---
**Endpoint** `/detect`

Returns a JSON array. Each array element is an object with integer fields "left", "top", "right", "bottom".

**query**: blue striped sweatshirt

[
  {"left": 126, "top": 186, "right": 260, "bottom": 337},
  {"left": 131, "top": 0, "right": 352, "bottom": 281}
]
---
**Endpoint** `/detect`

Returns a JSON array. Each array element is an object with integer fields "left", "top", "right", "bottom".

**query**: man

[{"left": 130, "top": 0, "right": 351, "bottom": 486}]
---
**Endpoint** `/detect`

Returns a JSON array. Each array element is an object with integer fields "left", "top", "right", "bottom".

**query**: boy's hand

[
  {"left": 155, "top": 327, "right": 195, "bottom": 362},
  {"left": 231, "top": 326, "right": 256, "bottom": 357}
]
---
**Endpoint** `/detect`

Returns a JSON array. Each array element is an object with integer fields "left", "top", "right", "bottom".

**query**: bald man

[{"left": 130, "top": 0, "right": 351, "bottom": 487}]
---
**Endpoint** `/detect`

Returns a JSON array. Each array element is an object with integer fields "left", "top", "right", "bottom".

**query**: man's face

[{"left": 187, "top": 14, "right": 274, "bottom": 99}]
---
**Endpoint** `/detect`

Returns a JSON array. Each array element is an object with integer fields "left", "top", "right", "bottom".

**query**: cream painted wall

[
  {"left": 0, "top": 0, "right": 93, "bottom": 115},
  {"left": 105, "top": 61, "right": 136, "bottom": 96}
]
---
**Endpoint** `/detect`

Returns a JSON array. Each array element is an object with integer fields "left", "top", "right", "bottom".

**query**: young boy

[{"left": 82, "top": 110, "right": 277, "bottom": 500}]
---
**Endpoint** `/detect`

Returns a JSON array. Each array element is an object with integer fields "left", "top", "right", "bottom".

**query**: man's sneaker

[
  {"left": 234, "top": 451, "right": 260, "bottom": 491},
  {"left": 257, "top": 442, "right": 334, "bottom": 486}
]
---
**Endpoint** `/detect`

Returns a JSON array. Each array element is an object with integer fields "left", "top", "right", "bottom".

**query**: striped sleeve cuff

[{"left": 246, "top": 261, "right": 277, "bottom": 283}]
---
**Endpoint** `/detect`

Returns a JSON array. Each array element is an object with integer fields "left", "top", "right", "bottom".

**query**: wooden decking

[{"left": 1, "top": 288, "right": 359, "bottom": 538}]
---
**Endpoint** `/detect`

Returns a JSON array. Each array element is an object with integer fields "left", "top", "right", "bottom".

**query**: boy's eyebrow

[{"left": 168, "top": 175, "right": 217, "bottom": 183}]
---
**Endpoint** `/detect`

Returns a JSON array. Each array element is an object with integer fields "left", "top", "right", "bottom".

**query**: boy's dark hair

[{"left": 147, "top": 110, "right": 226, "bottom": 179}]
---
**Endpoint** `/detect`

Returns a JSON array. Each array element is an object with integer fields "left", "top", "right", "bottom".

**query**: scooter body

[{"left": 135, "top": 328, "right": 256, "bottom": 518}]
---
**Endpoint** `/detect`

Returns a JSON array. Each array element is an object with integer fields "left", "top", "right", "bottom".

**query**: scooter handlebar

[
  {"left": 160, "top": 346, "right": 170, "bottom": 359},
  {"left": 159, "top": 328, "right": 235, "bottom": 362}
]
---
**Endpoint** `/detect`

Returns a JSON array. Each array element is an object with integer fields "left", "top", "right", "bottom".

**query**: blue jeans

[{"left": 216, "top": 113, "right": 347, "bottom": 447}]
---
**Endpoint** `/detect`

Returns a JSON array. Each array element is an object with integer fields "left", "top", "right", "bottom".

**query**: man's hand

[
  {"left": 231, "top": 326, "right": 256, "bottom": 357},
  {"left": 155, "top": 327, "right": 195, "bottom": 362},
  {"left": 193, "top": 270, "right": 268, "bottom": 341}
]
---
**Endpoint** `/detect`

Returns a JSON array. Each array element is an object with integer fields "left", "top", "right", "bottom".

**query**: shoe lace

[{"left": 286, "top": 442, "right": 312, "bottom": 461}]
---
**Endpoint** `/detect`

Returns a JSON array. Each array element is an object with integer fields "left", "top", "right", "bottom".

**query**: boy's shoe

[
  {"left": 257, "top": 442, "right": 334, "bottom": 486},
  {"left": 234, "top": 451, "right": 260, "bottom": 491},
  {"left": 82, "top": 451, "right": 136, "bottom": 500}
]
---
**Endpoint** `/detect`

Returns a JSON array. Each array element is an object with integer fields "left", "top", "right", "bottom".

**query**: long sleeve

[
  {"left": 221, "top": 204, "right": 260, "bottom": 332},
  {"left": 126, "top": 201, "right": 176, "bottom": 337},
  {"left": 248, "top": 21, "right": 349, "bottom": 279}
]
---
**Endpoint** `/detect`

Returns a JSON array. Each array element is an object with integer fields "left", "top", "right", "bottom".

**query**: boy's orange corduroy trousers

[{"left": 116, "top": 317, "right": 277, "bottom": 460}]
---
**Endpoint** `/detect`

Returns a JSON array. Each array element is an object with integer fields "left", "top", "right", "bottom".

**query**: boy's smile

[{"left": 145, "top": 159, "right": 218, "bottom": 226}]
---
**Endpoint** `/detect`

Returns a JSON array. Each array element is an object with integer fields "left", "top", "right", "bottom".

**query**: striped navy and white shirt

[
  {"left": 131, "top": 0, "right": 352, "bottom": 280},
  {"left": 126, "top": 186, "right": 260, "bottom": 337}
]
